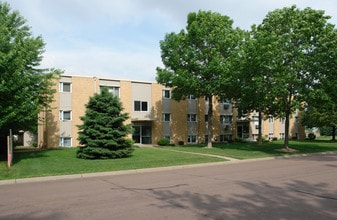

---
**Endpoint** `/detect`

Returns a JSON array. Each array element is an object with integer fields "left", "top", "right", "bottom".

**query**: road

[{"left": 1, "top": 152, "right": 337, "bottom": 220}]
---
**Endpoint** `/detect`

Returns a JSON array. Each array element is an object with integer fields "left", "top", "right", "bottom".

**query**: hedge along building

[{"left": 37, "top": 75, "right": 305, "bottom": 148}]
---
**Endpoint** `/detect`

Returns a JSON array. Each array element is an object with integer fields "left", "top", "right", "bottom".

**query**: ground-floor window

[
  {"left": 279, "top": 133, "right": 285, "bottom": 140},
  {"left": 188, "top": 135, "right": 197, "bottom": 143},
  {"left": 60, "top": 137, "right": 72, "bottom": 147},
  {"left": 220, "top": 135, "right": 232, "bottom": 142}
]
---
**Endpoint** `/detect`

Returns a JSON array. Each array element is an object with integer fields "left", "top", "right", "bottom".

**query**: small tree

[{"left": 76, "top": 88, "right": 134, "bottom": 159}]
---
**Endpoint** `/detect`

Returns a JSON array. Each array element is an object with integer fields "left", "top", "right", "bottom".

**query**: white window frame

[
  {"left": 187, "top": 94, "right": 196, "bottom": 100},
  {"left": 188, "top": 135, "right": 197, "bottom": 143},
  {"left": 60, "top": 82, "right": 72, "bottom": 92},
  {"left": 134, "top": 101, "right": 148, "bottom": 112},
  {"left": 187, "top": 114, "right": 197, "bottom": 122},
  {"left": 162, "top": 113, "right": 171, "bottom": 122},
  {"left": 60, "top": 137, "right": 72, "bottom": 147},
  {"left": 220, "top": 115, "right": 232, "bottom": 124},
  {"left": 162, "top": 90, "right": 171, "bottom": 99},
  {"left": 100, "top": 86, "right": 120, "bottom": 98},
  {"left": 60, "top": 110, "right": 72, "bottom": 121}
]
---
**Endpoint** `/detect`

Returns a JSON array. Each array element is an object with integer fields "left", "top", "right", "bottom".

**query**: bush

[
  {"left": 234, "top": 137, "right": 243, "bottom": 143},
  {"left": 157, "top": 138, "right": 170, "bottom": 146},
  {"left": 31, "top": 142, "right": 38, "bottom": 148},
  {"left": 308, "top": 133, "right": 316, "bottom": 140}
]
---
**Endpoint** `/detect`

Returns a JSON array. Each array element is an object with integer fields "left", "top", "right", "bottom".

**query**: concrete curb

[{"left": 1, "top": 151, "right": 336, "bottom": 186}]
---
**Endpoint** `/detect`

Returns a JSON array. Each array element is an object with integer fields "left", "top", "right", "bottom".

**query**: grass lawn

[
  {"left": 0, "top": 147, "right": 225, "bottom": 180},
  {"left": 1, "top": 139, "right": 336, "bottom": 180},
  {"left": 162, "top": 139, "right": 337, "bottom": 159}
]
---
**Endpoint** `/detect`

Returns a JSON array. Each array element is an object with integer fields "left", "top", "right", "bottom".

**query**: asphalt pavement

[{"left": 0, "top": 152, "right": 336, "bottom": 219}]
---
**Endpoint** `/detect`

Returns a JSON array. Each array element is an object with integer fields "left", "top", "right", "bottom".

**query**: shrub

[
  {"left": 308, "top": 133, "right": 316, "bottom": 140},
  {"left": 157, "top": 138, "right": 170, "bottom": 146},
  {"left": 234, "top": 137, "right": 243, "bottom": 143}
]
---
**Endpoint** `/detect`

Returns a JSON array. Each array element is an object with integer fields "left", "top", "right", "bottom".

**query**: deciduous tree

[
  {"left": 0, "top": 2, "right": 59, "bottom": 152},
  {"left": 253, "top": 5, "right": 335, "bottom": 149},
  {"left": 156, "top": 10, "right": 244, "bottom": 147}
]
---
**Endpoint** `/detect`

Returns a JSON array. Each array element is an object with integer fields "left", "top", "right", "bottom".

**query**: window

[
  {"left": 134, "top": 101, "right": 148, "bottom": 111},
  {"left": 60, "top": 82, "right": 71, "bottom": 92},
  {"left": 162, "top": 90, "right": 171, "bottom": 99},
  {"left": 187, "top": 94, "right": 196, "bottom": 100},
  {"left": 60, "top": 110, "right": 72, "bottom": 121},
  {"left": 163, "top": 113, "right": 171, "bottom": 122},
  {"left": 269, "top": 116, "right": 274, "bottom": 123},
  {"left": 280, "top": 117, "right": 285, "bottom": 124},
  {"left": 187, "top": 114, "right": 197, "bottom": 122},
  {"left": 220, "top": 115, "right": 232, "bottom": 124},
  {"left": 60, "top": 137, "right": 72, "bottom": 147},
  {"left": 279, "top": 133, "right": 285, "bottom": 140},
  {"left": 188, "top": 135, "right": 197, "bottom": 143},
  {"left": 100, "top": 86, "right": 120, "bottom": 97}
]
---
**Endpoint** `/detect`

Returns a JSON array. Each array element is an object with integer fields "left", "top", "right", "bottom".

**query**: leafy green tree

[
  {"left": 156, "top": 10, "right": 244, "bottom": 148},
  {"left": 253, "top": 5, "right": 335, "bottom": 149},
  {"left": 304, "top": 25, "right": 337, "bottom": 141},
  {"left": 0, "top": 2, "right": 59, "bottom": 152},
  {"left": 239, "top": 25, "right": 275, "bottom": 145},
  {"left": 76, "top": 88, "right": 134, "bottom": 159}
]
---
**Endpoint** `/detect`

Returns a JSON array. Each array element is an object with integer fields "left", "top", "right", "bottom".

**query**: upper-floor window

[
  {"left": 187, "top": 94, "right": 196, "bottom": 100},
  {"left": 187, "top": 114, "right": 197, "bottom": 122},
  {"left": 163, "top": 113, "right": 171, "bottom": 122},
  {"left": 162, "top": 90, "right": 171, "bottom": 99},
  {"left": 280, "top": 117, "right": 285, "bottom": 124},
  {"left": 60, "top": 82, "right": 71, "bottom": 92},
  {"left": 134, "top": 101, "right": 148, "bottom": 112},
  {"left": 269, "top": 116, "right": 274, "bottom": 123},
  {"left": 100, "top": 86, "right": 120, "bottom": 98},
  {"left": 220, "top": 115, "right": 232, "bottom": 124},
  {"left": 60, "top": 110, "right": 72, "bottom": 121}
]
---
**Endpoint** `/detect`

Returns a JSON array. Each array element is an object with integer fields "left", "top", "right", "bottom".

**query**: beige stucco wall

[
  {"left": 71, "top": 76, "right": 95, "bottom": 146},
  {"left": 151, "top": 83, "right": 163, "bottom": 144}
]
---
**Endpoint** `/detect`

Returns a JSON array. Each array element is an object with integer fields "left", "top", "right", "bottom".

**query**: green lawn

[
  {"left": 0, "top": 147, "right": 225, "bottom": 180},
  {"left": 1, "top": 140, "right": 336, "bottom": 180},
  {"left": 162, "top": 139, "right": 337, "bottom": 159}
]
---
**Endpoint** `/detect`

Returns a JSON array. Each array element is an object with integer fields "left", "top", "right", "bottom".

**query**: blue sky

[{"left": 8, "top": 0, "right": 337, "bottom": 81}]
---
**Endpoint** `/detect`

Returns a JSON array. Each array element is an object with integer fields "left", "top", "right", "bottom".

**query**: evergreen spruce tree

[{"left": 76, "top": 87, "right": 134, "bottom": 159}]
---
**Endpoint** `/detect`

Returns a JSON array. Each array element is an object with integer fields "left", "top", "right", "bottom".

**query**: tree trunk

[
  {"left": 332, "top": 126, "right": 336, "bottom": 141},
  {"left": 258, "top": 108, "right": 263, "bottom": 145},
  {"left": 284, "top": 113, "right": 290, "bottom": 150},
  {"left": 206, "top": 95, "right": 213, "bottom": 148}
]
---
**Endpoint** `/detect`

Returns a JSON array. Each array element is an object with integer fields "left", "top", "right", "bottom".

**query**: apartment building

[{"left": 37, "top": 75, "right": 304, "bottom": 148}]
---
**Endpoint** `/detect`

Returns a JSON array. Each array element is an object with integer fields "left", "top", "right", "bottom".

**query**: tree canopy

[
  {"left": 245, "top": 5, "right": 336, "bottom": 148},
  {"left": 156, "top": 10, "right": 245, "bottom": 147},
  {"left": 0, "top": 2, "right": 59, "bottom": 150}
]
